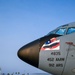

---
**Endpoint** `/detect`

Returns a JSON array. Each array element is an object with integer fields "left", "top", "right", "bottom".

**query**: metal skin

[
  {"left": 18, "top": 22, "right": 75, "bottom": 75},
  {"left": 18, "top": 34, "right": 60, "bottom": 67}
]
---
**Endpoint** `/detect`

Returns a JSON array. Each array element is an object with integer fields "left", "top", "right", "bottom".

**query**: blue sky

[{"left": 0, "top": 0, "right": 75, "bottom": 74}]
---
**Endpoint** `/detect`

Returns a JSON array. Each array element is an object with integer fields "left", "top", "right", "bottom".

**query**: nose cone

[{"left": 17, "top": 40, "right": 40, "bottom": 68}]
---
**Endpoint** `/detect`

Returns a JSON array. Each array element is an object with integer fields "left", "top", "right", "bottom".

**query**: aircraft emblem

[{"left": 41, "top": 37, "right": 60, "bottom": 50}]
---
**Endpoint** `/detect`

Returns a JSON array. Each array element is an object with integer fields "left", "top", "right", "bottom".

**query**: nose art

[{"left": 17, "top": 40, "right": 40, "bottom": 68}]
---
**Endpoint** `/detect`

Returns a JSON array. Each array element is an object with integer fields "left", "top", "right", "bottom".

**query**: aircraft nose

[{"left": 17, "top": 40, "right": 40, "bottom": 67}]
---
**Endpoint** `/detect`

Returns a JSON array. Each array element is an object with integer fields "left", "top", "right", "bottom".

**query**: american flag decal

[{"left": 41, "top": 37, "right": 60, "bottom": 50}]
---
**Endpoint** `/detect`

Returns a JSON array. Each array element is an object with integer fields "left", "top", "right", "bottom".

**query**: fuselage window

[
  {"left": 67, "top": 27, "right": 75, "bottom": 34},
  {"left": 56, "top": 28, "right": 66, "bottom": 35}
]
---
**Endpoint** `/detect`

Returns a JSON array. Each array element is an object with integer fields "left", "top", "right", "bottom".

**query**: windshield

[
  {"left": 66, "top": 27, "right": 75, "bottom": 34},
  {"left": 56, "top": 28, "right": 66, "bottom": 35},
  {"left": 47, "top": 28, "right": 66, "bottom": 36}
]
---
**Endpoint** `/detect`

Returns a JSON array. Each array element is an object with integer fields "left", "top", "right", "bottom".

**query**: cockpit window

[
  {"left": 55, "top": 28, "right": 66, "bottom": 35},
  {"left": 67, "top": 27, "right": 75, "bottom": 34},
  {"left": 47, "top": 28, "right": 66, "bottom": 36}
]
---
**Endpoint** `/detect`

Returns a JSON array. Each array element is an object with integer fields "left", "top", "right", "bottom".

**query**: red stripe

[
  {"left": 41, "top": 42, "right": 60, "bottom": 50},
  {"left": 50, "top": 42, "right": 60, "bottom": 50}
]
